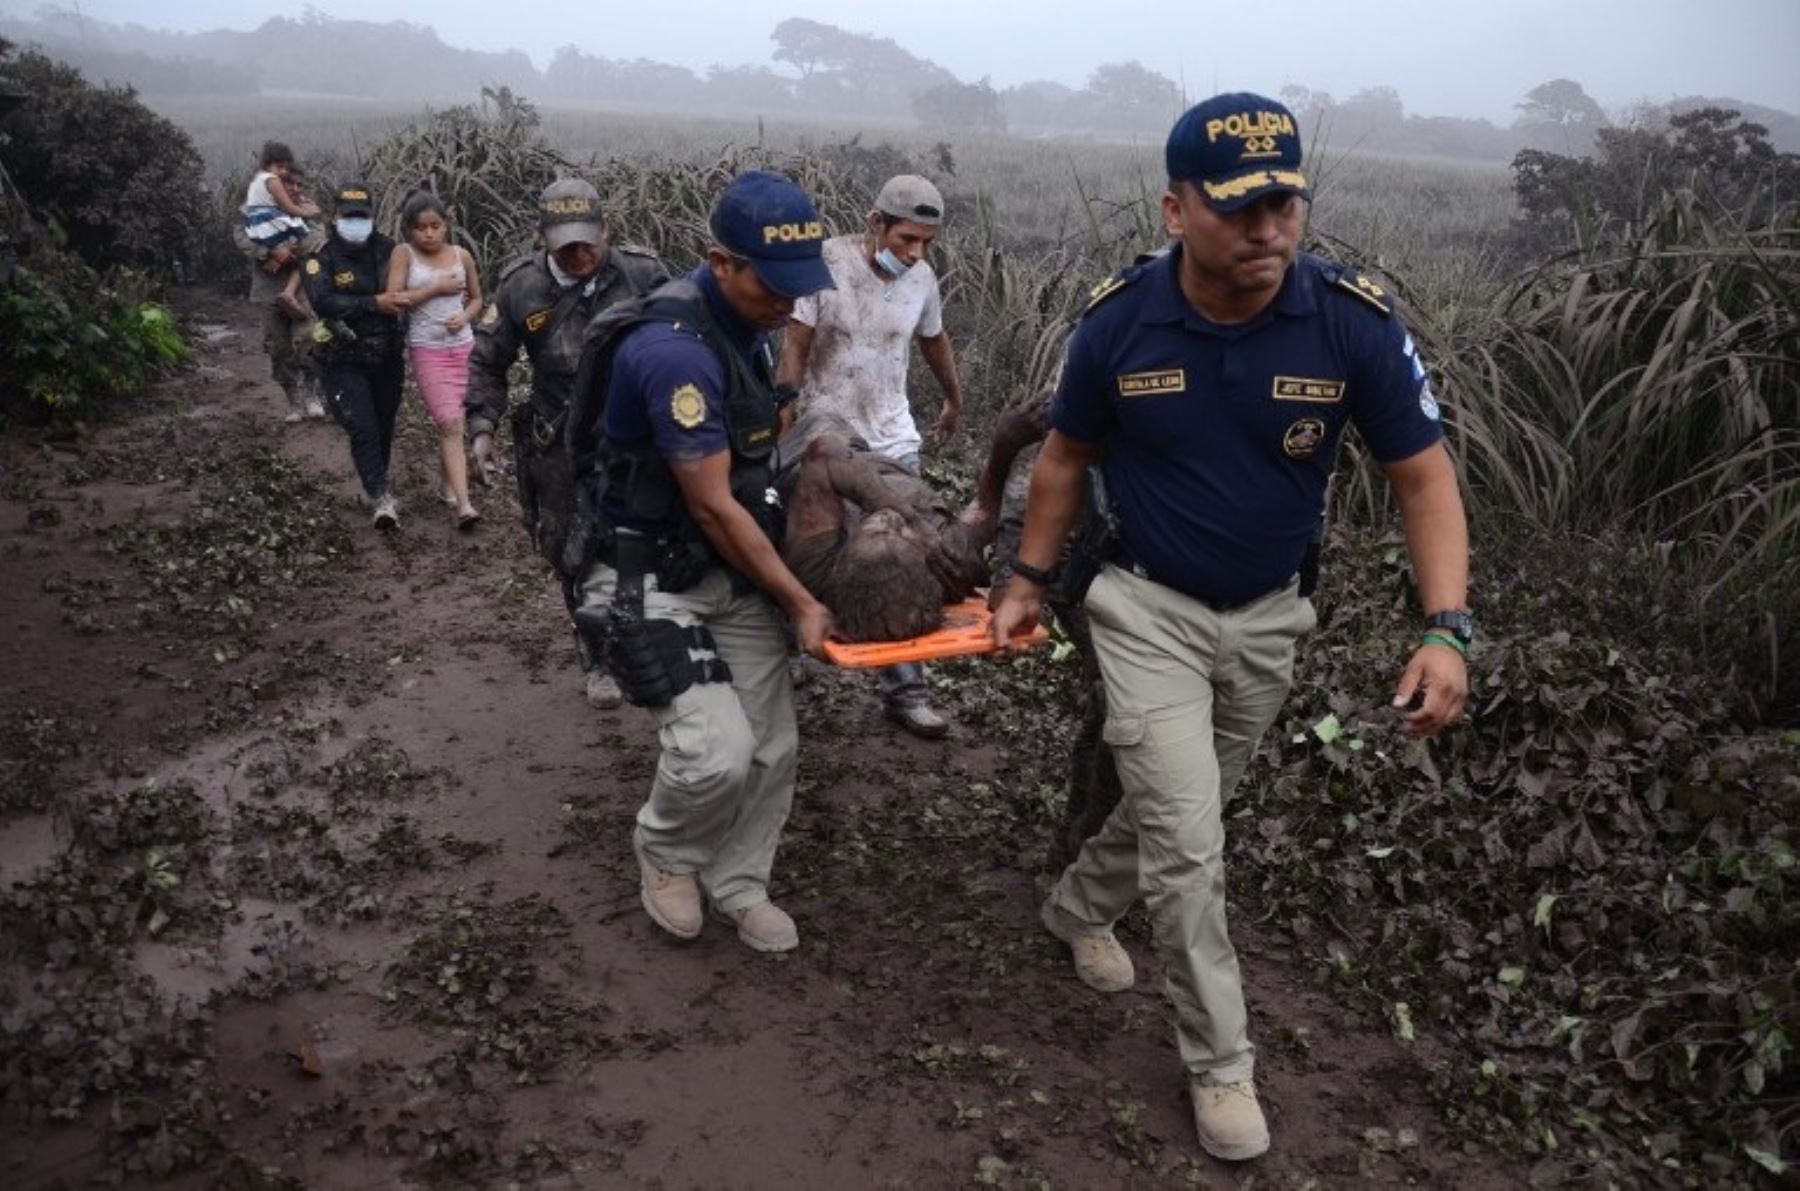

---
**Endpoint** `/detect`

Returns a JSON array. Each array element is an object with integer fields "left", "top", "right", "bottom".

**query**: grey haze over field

[{"left": 5, "top": 0, "right": 1796, "bottom": 122}]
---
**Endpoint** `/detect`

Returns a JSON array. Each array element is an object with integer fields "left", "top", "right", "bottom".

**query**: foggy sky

[{"left": 9, "top": 0, "right": 1797, "bottom": 122}]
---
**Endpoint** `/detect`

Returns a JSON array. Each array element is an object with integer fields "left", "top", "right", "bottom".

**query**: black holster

[
  {"left": 571, "top": 604, "right": 730, "bottom": 708},
  {"left": 571, "top": 531, "right": 730, "bottom": 708}
]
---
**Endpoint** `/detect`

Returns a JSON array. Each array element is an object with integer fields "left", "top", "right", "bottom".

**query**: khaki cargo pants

[
  {"left": 1045, "top": 564, "right": 1315, "bottom": 1084},
  {"left": 578, "top": 563, "right": 797, "bottom": 915}
]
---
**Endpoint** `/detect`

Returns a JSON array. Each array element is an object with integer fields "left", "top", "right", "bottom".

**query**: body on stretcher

[{"left": 821, "top": 593, "right": 1050, "bottom": 669}]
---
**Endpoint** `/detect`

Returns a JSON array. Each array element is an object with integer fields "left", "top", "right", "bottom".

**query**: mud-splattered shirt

[{"left": 791, "top": 234, "right": 943, "bottom": 462}]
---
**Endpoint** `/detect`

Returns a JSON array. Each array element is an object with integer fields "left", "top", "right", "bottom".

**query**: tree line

[{"left": 3, "top": 9, "right": 1796, "bottom": 160}]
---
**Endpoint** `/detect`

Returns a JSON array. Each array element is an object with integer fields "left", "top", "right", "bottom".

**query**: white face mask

[
  {"left": 873, "top": 246, "right": 911, "bottom": 278},
  {"left": 336, "top": 217, "right": 374, "bottom": 245}
]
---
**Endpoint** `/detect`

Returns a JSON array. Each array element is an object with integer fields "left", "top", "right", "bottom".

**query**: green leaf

[
  {"left": 1744, "top": 1145, "right": 1787, "bottom": 1175},
  {"left": 1498, "top": 966, "right": 1526, "bottom": 987},
  {"left": 1366, "top": 845, "right": 1396, "bottom": 859},
  {"left": 1533, "top": 893, "right": 1558, "bottom": 929},
  {"left": 1389, "top": 1000, "right": 1415, "bottom": 1042},
  {"left": 1312, "top": 713, "right": 1343, "bottom": 744}
]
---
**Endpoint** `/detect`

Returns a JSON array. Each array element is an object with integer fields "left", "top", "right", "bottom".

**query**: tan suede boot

[
  {"left": 1191, "top": 1079, "right": 1270, "bottom": 1161},
  {"left": 1040, "top": 895, "right": 1135, "bottom": 992},
  {"left": 719, "top": 901, "right": 798, "bottom": 953},
  {"left": 635, "top": 839, "right": 701, "bottom": 940}
]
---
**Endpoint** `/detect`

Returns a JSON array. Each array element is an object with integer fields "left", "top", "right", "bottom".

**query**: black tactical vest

[{"left": 565, "top": 279, "right": 784, "bottom": 570}]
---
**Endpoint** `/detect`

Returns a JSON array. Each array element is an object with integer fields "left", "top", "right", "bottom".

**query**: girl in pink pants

[{"left": 385, "top": 190, "right": 483, "bottom": 529}]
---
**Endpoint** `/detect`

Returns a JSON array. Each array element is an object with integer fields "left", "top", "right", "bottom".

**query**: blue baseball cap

[
  {"left": 1166, "top": 92, "right": 1310, "bottom": 212},
  {"left": 709, "top": 170, "right": 835, "bottom": 298}
]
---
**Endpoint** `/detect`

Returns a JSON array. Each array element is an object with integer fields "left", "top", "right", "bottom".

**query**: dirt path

[{"left": 1, "top": 288, "right": 1530, "bottom": 1188}]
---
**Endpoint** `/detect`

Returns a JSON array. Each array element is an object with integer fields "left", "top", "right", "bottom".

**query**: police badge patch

[
  {"left": 1282, "top": 417, "right": 1326, "bottom": 459},
  {"left": 670, "top": 383, "right": 707, "bottom": 429},
  {"left": 1419, "top": 380, "right": 1442, "bottom": 421},
  {"left": 303, "top": 258, "right": 321, "bottom": 276}
]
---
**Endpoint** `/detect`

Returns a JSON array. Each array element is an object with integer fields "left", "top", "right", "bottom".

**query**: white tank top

[{"left": 404, "top": 253, "right": 474, "bottom": 348}]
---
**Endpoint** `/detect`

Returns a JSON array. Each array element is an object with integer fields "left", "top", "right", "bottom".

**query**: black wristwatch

[
  {"left": 1423, "top": 609, "right": 1475, "bottom": 647},
  {"left": 1011, "top": 559, "right": 1059, "bottom": 587}
]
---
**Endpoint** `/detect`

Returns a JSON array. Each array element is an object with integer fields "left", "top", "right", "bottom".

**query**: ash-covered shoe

[
  {"left": 1191, "top": 1079, "right": 1270, "bottom": 1161},
  {"left": 371, "top": 494, "right": 399, "bottom": 531},
  {"left": 885, "top": 698, "right": 949, "bottom": 740},
  {"left": 584, "top": 670, "right": 623, "bottom": 710},
  {"left": 718, "top": 900, "right": 798, "bottom": 953},
  {"left": 1040, "top": 894, "right": 1135, "bottom": 992},
  {"left": 635, "top": 839, "right": 701, "bottom": 940}
]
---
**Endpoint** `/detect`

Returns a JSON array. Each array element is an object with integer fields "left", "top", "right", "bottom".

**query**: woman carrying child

[{"left": 384, "top": 190, "right": 483, "bottom": 529}]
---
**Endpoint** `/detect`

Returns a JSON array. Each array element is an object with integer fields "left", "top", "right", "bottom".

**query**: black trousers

[{"left": 321, "top": 356, "right": 405, "bottom": 501}]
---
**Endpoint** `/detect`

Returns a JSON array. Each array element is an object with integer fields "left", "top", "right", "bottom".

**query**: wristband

[
  {"left": 1011, "top": 559, "right": 1059, "bottom": 587},
  {"left": 1421, "top": 631, "right": 1467, "bottom": 656}
]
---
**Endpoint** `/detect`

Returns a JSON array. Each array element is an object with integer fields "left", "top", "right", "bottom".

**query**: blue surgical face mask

[
  {"left": 336, "top": 217, "right": 374, "bottom": 245},
  {"left": 873, "top": 246, "right": 911, "bottom": 278}
]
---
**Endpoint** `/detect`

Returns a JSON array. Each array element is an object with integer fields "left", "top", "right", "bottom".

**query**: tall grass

[{"left": 1420, "top": 192, "right": 1799, "bottom": 718}]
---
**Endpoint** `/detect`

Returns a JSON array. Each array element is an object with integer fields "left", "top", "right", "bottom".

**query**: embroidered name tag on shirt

[
  {"left": 1273, "top": 376, "right": 1345, "bottom": 403},
  {"left": 1117, "top": 369, "right": 1186, "bottom": 397}
]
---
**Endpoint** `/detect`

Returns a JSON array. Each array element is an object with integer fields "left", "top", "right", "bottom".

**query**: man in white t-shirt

[{"left": 779, "top": 174, "right": 967, "bottom": 739}]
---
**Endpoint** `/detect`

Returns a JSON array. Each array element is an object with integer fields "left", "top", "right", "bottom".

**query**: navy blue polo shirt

[
  {"left": 601, "top": 266, "right": 771, "bottom": 530},
  {"left": 1053, "top": 248, "right": 1443, "bottom": 604}
]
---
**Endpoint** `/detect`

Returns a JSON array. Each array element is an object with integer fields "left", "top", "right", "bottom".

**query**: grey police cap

[{"left": 540, "top": 178, "right": 605, "bottom": 250}]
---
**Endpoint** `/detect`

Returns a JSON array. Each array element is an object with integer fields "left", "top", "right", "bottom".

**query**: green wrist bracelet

[{"left": 1421, "top": 631, "right": 1467, "bottom": 656}]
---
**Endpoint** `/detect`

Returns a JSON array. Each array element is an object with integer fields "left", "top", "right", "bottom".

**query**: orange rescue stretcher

[{"left": 822, "top": 593, "right": 1051, "bottom": 669}]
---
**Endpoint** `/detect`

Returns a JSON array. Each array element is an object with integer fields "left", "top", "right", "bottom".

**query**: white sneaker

[
  {"left": 371, "top": 494, "right": 399, "bottom": 530},
  {"left": 303, "top": 397, "right": 326, "bottom": 419},
  {"left": 282, "top": 408, "right": 303, "bottom": 424}
]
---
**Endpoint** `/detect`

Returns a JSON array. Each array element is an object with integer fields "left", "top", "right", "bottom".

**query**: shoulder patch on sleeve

[
  {"left": 1333, "top": 270, "right": 1392, "bottom": 316},
  {"left": 670, "top": 383, "right": 707, "bottom": 430},
  {"left": 303, "top": 258, "right": 321, "bottom": 276}
]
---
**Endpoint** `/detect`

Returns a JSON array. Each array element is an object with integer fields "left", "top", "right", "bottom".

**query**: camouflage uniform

[{"left": 467, "top": 246, "right": 669, "bottom": 568}]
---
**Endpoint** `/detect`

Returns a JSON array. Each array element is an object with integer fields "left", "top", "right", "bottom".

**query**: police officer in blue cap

[
  {"left": 565, "top": 171, "right": 836, "bottom": 954},
  {"left": 992, "top": 93, "right": 1471, "bottom": 1161}
]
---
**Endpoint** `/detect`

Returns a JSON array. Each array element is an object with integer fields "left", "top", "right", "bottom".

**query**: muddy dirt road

[{"left": 1, "top": 289, "right": 1527, "bottom": 1188}]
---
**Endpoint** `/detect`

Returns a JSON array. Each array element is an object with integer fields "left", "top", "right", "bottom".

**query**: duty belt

[{"left": 1109, "top": 542, "right": 1291, "bottom": 614}]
